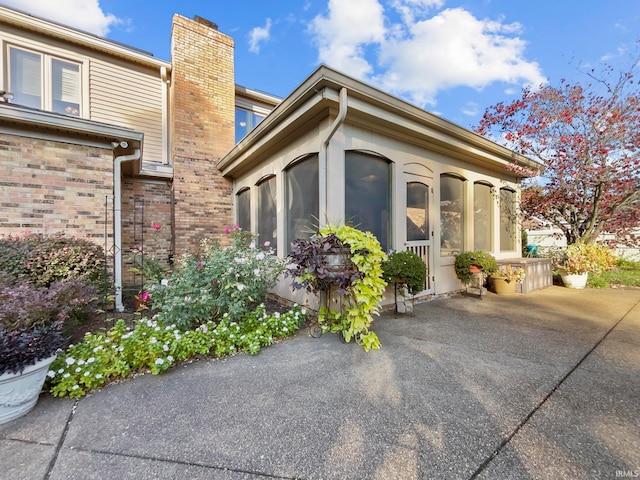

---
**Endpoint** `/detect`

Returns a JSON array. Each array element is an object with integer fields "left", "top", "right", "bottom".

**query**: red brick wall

[
  {"left": 170, "top": 14, "right": 235, "bottom": 253},
  {"left": 0, "top": 134, "right": 113, "bottom": 243}
]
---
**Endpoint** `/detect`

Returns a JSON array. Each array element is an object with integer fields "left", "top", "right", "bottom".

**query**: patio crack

[
  {"left": 44, "top": 398, "right": 79, "bottom": 480},
  {"left": 467, "top": 297, "right": 640, "bottom": 480},
  {"left": 68, "top": 446, "right": 302, "bottom": 479}
]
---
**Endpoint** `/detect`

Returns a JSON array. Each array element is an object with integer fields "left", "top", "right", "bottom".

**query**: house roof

[
  {"left": 219, "top": 65, "right": 542, "bottom": 178},
  {"left": 0, "top": 5, "right": 171, "bottom": 70}
]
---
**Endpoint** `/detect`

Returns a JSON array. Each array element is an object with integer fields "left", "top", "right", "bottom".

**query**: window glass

[
  {"left": 500, "top": 188, "right": 516, "bottom": 251},
  {"left": 407, "top": 182, "right": 429, "bottom": 241},
  {"left": 235, "top": 108, "right": 266, "bottom": 143},
  {"left": 474, "top": 183, "right": 492, "bottom": 251},
  {"left": 345, "top": 151, "right": 390, "bottom": 251},
  {"left": 236, "top": 188, "right": 251, "bottom": 232},
  {"left": 10, "top": 48, "right": 42, "bottom": 109},
  {"left": 286, "top": 155, "right": 318, "bottom": 249},
  {"left": 52, "top": 59, "right": 80, "bottom": 116},
  {"left": 440, "top": 174, "right": 465, "bottom": 255},
  {"left": 258, "top": 176, "right": 277, "bottom": 250}
]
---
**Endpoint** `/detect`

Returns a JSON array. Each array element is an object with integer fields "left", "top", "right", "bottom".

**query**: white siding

[{"left": 89, "top": 60, "right": 165, "bottom": 163}]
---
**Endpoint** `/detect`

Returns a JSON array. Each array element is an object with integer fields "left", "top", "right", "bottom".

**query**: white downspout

[
  {"left": 113, "top": 147, "right": 141, "bottom": 311},
  {"left": 319, "top": 87, "right": 347, "bottom": 226}
]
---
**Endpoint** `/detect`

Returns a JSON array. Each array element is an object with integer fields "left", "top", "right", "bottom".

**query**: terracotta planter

[
  {"left": 469, "top": 264, "right": 483, "bottom": 274},
  {"left": 491, "top": 276, "right": 517, "bottom": 295},
  {"left": 0, "top": 356, "right": 56, "bottom": 425},
  {"left": 561, "top": 272, "right": 588, "bottom": 289}
]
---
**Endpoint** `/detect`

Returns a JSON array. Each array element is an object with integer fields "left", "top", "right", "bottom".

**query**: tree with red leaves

[{"left": 476, "top": 60, "right": 640, "bottom": 246}]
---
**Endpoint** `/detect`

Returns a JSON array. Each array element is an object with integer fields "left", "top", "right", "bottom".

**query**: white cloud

[
  {"left": 461, "top": 101, "right": 478, "bottom": 117},
  {"left": 249, "top": 18, "right": 272, "bottom": 54},
  {"left": 309, "top": 1, "right": 545, "bottom": 108},
  {"left": 2, "top": 0, "right": 122, "bottom": 36},
  {"left": 309, "top": 0, "right": 386, "bottom": 78}
]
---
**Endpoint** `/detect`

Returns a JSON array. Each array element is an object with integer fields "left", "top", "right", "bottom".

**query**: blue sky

[{"left": 5, "top": 0, "right": 640, "bottom": 128}]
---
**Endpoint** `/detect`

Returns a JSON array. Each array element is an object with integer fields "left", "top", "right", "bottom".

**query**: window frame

[
  {"left": 257, "top": 175, "right": 277, "bottom": 251},
  {"left": 236, "top": 187, "right": 251, "bottom": 232},
  {"left": 439, "top": 173, "right": 466, "bottom": 256},
  {"left": 7, "top": 44, "right": 83, "bottom": 117},
  {"left": 499, "top": 187, "right": 517, "bottom": 252},
  {"left": 473, "top": 182, "right": 493, "bottom": 252},
  {"left": 285, "top": 154, "right": 319, "bottom": 250}
]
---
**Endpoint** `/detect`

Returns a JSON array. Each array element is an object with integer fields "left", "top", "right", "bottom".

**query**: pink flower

[
  {"left": 151, "top": 223, "right": 161, "bottom": 231},
  {"left": 224, "top": 227, "right": 231, "bottom": 233},
  {"left": 197, "top": 262, "right": 203, "bottom": 268},
  {"left": 140, "top": 292, "right": 150, "bottom": 301}
]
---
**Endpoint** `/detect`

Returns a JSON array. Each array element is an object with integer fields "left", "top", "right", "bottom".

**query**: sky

[{"left": 4, "top": 0, "right": 639, "bottom": 129}]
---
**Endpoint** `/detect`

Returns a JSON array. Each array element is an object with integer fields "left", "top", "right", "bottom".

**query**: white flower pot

[
  {"left": 0, "top": 356, "right": 56, "bottom": 425},
  {"left": 561, "top": 272, "right": 589, "bottom": 289}
]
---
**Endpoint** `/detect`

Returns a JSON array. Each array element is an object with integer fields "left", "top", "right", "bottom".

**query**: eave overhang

[{"left": 219, "top": 65, "right": 542, "bottom": 179}]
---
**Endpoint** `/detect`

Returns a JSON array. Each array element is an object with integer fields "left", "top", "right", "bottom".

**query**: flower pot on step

[{"left": 491, "top": 276, "right": 517, "bottom": 295}]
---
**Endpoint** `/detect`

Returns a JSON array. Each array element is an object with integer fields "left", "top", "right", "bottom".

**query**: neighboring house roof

[{"left": 219, "top": 65, "right": 541, "bottom": 178}]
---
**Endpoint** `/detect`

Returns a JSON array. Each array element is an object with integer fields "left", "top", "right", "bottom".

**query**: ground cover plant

[{"left": 587, "top": 258, "right": 640, "bottom": 288}]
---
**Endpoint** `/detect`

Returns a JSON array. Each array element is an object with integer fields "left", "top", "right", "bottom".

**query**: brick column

[{"left": 170, "top": 14, "right": 235, "bottom": 253}]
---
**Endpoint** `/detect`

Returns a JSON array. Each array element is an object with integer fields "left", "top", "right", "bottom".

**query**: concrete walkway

[{"left": 1, "top": 286, "right": 639, "bottom": 479}]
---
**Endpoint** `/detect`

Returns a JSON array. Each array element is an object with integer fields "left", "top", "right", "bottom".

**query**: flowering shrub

[
  {"left": 494, "top": 264, "right": 526, "bottom": 284},
  {"left": 47, "top": 304, "right": 306, "bottom": 398},
  {"left": 0, "top": 233, "right": 105, "bottom": 289},
  {"left": 562, "top": 243, "right": 616, "bottom": 276},
  {"left": 149, "top": 227, "right": 286, "bottom": 331}
]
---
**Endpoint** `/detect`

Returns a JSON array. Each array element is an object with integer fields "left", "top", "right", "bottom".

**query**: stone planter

[
  {"left": 491, "top": 277, "right": 517, "bottom": 295},
  {"left": 561, "top": 272, "right": 588, "bottom": 289},
  {"left": 0, "top": 356, "right": 56, "bottom": 425}
]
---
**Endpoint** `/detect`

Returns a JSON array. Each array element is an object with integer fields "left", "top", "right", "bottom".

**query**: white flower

[
  {"left": 263, "top": 241, "right": 270, "bottom": 247},
  {"left": 72, "top": 385, "right": 79, "bottom": 390},
  {"left": 77, "top": 359, "right": 85, "bottom": 366},
  {"left": 84, "top": 371, "right": 90, "bottom": 377},
  {"left": 63, "top": 373, "right": 70, "bottom": 378},
  {"left": 57, "top": 368, "right": 64, "bottom": 374},
  {"left": 184, "top": 296, "right": 191, "bottom": 302},
  {"left": 256, "top": 252, "right": 265, "bottom": 260},
  {"left": 161, "top": 278, "right": 169, "bottom": 286},
  {"left": 150, "top": 337, "right": 157, "bottom": 344},
  {"left": 249, "top": 241, "right": 256, "bottom": 249},
  {"left": 253, "top": 268, "right": 260, "bottom": 276},
  {"left": 155, "top": 358, "right": 164, "bottom": 365},
  {"left": 237, "top": 284, "right": 245, "bottom": 291},
  {"left": 86, "top": 357, "right": 95, "bottom": 364},
  {"left": 93, "top": 346, "right": 103, "bottom": 352},
  {"left": 167, "top": 355, "right": 174, "bottom": 362},
  {"left": 47, "top": 370, "right": 55, "bottom": 378},
  {"left": 65, "top": 357, "right": 75, "bottom": 366},
  {"left": 163, "top": 344, "right": 169, "bottom": 351},
  {"left": 75, "top": 367, "right": 81, "bottom": 372},
  {"left": 95, "top": 374, "right": 103, "bottom": 379},
  {"left": 275, "top": 312, "right": 280, "bottom": 318}
]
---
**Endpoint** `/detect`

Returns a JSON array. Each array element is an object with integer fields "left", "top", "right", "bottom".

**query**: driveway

[{"left": 1, "top": 286, "right": 639, "bottom": 479}]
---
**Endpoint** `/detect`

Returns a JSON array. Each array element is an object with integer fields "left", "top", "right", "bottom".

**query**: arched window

[
  {"left": 440, "top": 174, "right": 465, "bottom": 255},
  {"left": 345, "top": 151, "right": 391, "bottom": 251},
  {"left": 236, "top": 188, "right": 251, "bottom": 232},
  {"left": 500, "top": 188, "right": 516, "bottom": 251},
  {"left": 474, "top": 182, "right": 493, "bottom": 251},
  {"left": 285, "top": 154, "right": 318, "bottom": 249},
  {"left": 257, "top": 176, "right": 277, "bottom": 249}
]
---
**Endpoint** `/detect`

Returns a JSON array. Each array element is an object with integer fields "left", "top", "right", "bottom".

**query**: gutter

[
  {"left": 319, "top": 87, "right": 347, "bottom": 225},
  {"left": 113, "top": 146, "right": 141, "bottom": 311}
]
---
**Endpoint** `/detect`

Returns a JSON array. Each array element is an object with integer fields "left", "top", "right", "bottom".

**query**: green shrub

[
  {"left": 382, "top": 250, "right": 427, "bottom": 295},
  {"left": 562, "top": 243, "right": 616, "bottom": 276},
  {"left": 0, "top": 233, "right": 105, "bottom": 290},
  {"left": 149, "top": 227, "right": 286, "bottom": 331}
]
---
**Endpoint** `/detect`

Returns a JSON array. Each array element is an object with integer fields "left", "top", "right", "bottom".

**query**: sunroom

[{"left": 218, "top": 66, "right": 543, "bottom": 306}]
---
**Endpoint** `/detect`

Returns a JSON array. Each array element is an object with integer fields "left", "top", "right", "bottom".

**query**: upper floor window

[
  {"left": 9, "top": 46, "right": 81, "bottom": 116},
  {"left": 235, "top": 107, "right": 265, "bottom": 143}
]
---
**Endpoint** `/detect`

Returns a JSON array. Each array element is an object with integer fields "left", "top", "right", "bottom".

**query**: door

[{"left": 404, "top": 178, "right": 434, "bottom": 293}]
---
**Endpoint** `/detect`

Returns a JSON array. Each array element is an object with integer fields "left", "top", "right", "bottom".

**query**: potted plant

[
  {"left": 382, "top": 250, "right": 427, "bottom": 296},
  {"left": 286, "top": 225, "right": 387, "bottom": 351},
  {"left": 559, "top": 243, "right": 616, "bottom": 289},
  {"left": 454, "top": 251, "right": 498, "bottom": 284},
  {"left": 490, "top": 264, "right": 526, "bottom": 295},
  {"left": 0, "top": 279, "right": 95, "bottom": 424}
]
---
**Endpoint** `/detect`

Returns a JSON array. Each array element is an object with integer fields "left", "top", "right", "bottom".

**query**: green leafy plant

[
  {"left": 561, "top": 243, "right": 617, "bottom": 276},
  {"left": 47, "top": 304, "right": 307, "bottom": 398},
  {"left": 150, "top": 226, "right": 286, "bottom": 331},
  {"left": 493, "top": 264, "right": 526, "bottom": 284},
  {"left": 454, "top": 251, "right": 498, "bottom": 284},
  {"left": 382, "top": 250, "right": 427, "bottom": 295},
  {"left": 287, "top": 225, "right": 387, "bottom": 351}
]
